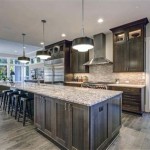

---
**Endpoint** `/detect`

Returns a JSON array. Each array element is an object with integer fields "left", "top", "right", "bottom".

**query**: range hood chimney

[{"left": 83, "top": 33, "right": 112, "bottom": 65}]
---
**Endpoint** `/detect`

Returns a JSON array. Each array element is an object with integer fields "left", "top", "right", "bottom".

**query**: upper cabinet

[
  {"left": 45, "top": 40, "right": 72, "bottom": 74},
  {"left": 110, "top": 18, "right": 149, "bottom": 72},
  {"left": 71, "top": 49, "right": 89, "bottom": 73}
]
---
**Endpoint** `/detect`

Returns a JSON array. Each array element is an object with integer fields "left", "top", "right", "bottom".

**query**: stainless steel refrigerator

[{"left": 44, "top": 58, "right": 64, "bottom": 84}]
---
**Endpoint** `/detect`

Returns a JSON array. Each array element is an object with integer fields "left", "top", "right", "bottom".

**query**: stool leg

[
  {"left": 0, "top": 95, "right": 3, "bottom": 108},
  {"left": 17, "top": 101, "right": 22, "bottom": 122},
  {"left": 4, "top": 95, "right": 8, "bottom": 111},
  {"left": 8, "top": 96, "right": 11, "bottom": 114},
  {"left": 14, "top": 97, "right": 19, "bottom": 119},
  {"left": 3, "top": 93, "right": 6, "bottom": 110},
  {"left": 23, "top": 100, "right": 27, "bottom": 126}
]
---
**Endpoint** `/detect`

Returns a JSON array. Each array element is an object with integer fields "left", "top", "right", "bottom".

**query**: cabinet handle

[
  {"left": 65, "top": 103, "right": 67, "bottom": 110},
  {"left": 99, "top": 106, "right": 103, "bottom": 112},
  {"left": 68, "top": 103, "right": 72, "bottom": 111}
]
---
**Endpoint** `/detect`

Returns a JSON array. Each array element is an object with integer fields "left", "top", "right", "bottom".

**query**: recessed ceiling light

[
  {"left": 61, "top": 33, "right": 66, "bottom": 37},
  {"left": 97, "top": 18, "right": 104, "bottom": 23},
  {"left": 23, "top": 46, "right": 26, "bottom": 49},
  {"left": 40, "top": 42, "right": 44, "bottom": 45},
  {"left": 14, "top": 50, "right": 17, "bottom": 53}
]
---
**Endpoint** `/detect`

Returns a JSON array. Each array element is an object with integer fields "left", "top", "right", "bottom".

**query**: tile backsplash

[{"left": 71, "top": 64, "right": 145, "bottom": 85}]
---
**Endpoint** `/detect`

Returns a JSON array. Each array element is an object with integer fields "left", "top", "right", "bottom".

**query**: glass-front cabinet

[{"left": 110, "top": 18, "right": 148, "bottom": 72}]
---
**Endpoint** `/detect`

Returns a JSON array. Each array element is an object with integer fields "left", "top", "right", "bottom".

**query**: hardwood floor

[
  {"left": 108, "top": 113, "right": 150, "bottom": 150},
  {"left": 0, "top": 109, "right": 60, "bottom": 150},
  {"left": 0, "top": 109, "right": 150, "bottom": 150}
]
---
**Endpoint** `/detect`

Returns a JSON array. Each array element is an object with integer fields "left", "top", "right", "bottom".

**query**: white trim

[{"left": 145, "top": 37, "right": 150, "bottom": 112}]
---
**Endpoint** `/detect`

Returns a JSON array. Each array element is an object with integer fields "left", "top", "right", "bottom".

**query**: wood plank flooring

[{"left": 1, "top": 109, "right": 150, "bottom": 150}]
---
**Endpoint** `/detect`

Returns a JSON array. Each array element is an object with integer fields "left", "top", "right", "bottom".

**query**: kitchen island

[{"left": 0, "top": 83, "right": 122, "bottom": 150}]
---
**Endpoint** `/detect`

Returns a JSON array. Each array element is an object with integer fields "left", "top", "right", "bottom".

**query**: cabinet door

[
  {"left": 91, "top": 102, "right": 108, "bottom": 150},
  {"left": 71, "top": 104, "right": 89, "bottom": 150},
  {"left": 44, "top": 97, "right": 55, "bottom": 137},
  {"left": 113, "top": 42, "right": 128, "bottom": 72},
  {"left": 108, "top": 96, "right": 122, "bottom": 137},
  {"left": 128, "top": 26, "right": 145, "bottom": 71},
  {"left": 54, "top": 100, "right": 68, "bottom": 148},
  {"left": 78, "top": 52, "right": 89, "bottom": 73},
  {"left": 71, "top": 49, "right": 89, "bottom": 73},
  {"left": 71, "top": 49, "right": 78, "bottom": 73},
  {"left": 34, "top": 94, "right": 44, "bottom": 130}
]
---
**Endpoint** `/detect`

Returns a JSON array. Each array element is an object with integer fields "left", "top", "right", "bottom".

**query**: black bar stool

[
  {"left": 11, "top": 91, "right": 26, "bottom": 119},
  {"left": 17, "top": 95, "right": 33, "bottom": 126},
  {"left": 5, "top": 90, "right": 19, "bottom": 114},
  {"left": 1, "top": 90, "right": 13, "bottom": 110}
]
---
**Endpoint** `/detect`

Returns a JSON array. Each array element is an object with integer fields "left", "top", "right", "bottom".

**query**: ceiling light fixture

[
  {"left": 36, "top": 20, "right": 51, "bottom": 59},
  {"left": 72, "top": 0, "right": 94, "bottom": 52},
  {"left": 61, "top": 33, "right": 66, "bottom": 37},
  {"left": 18, "top": 33, "right": 30, "bottom": 64},
  {"left": 98, "top": 18, "right": 104, "bottom": 23}
]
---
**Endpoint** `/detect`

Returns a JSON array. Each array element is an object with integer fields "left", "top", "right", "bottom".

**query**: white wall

[{"left": 146, "top": 23, "right": 150, "bottom": 112}]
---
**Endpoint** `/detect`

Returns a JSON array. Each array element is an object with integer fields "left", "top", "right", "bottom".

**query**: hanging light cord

[
  {"left": 42, "top": 20, "right": 46, "bottom": 49},
  {"left": 82, "top": 0, "right": 85, "bottom": 36},
  {"left": 22, "top": 33, "right": 25, "bottom": 57}
]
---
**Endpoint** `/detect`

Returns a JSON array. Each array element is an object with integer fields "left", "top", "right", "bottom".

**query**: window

[
  {"left": 0, "top": 65, "right": 7, "bottom": 80},
  {"left": 0, "top": 58, "right": 7, "bottom": 64}
]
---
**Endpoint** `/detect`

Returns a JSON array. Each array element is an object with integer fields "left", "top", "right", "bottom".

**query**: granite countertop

[
  {"left": 0, "top": 82, "right": 122, "bottom": 106},
  {"left": 108, "top": 83, "right": 145, "bottom": 88}
]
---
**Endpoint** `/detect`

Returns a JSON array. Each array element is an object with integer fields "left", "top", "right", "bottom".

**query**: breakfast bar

[{"left": 0, "top": 83, "right": 122, "bottom": 150}]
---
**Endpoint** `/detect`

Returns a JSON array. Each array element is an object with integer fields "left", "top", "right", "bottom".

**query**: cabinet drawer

[
  {"left": 109, "top": 86, "right": 141, "bottom": 93},
  {"left": 122, "top": 105, "right": 140, "bottom": 112},
  {"left": 123, "top": 94, "right": 140, "bottom": 101}
]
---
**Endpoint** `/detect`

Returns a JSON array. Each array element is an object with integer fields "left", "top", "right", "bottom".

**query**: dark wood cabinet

[
  {"left": 34, "top": 94, "right": 45, "bottom": 129},
  {"left": 110, "top": 18, "right": 148, "bottom": 72},
  {"left": 113, "top": 41, "right": 127, "bottom": 72},
  {"left": 34, "top": 95, "right": 54, "bottom": 136},
  {"left": 108, "top": 86, "right": 145, "bottom": 115},
  {"left": 44, "top": 97, "right": 54, "bottom": 137},
  {"left": 34, "top": 94, "right": 122, "bottom": 150},
  {"left": 45, "top": 40, "right": 72, "bottom": 74},
  {"left": 108, "top": 96, "right": 122, "bottom": 137},
  {"left": 71, "top": 49, "right": 89, "bottom": 73},
  {"left": 54, "top": 100, "right": 69, "bottom": 148},
  {"left": 90, "top": 101, "right": 108, "bottom": 150}
]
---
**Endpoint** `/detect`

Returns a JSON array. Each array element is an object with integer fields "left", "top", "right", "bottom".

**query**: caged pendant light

[
  {"left": 72, "top": 0, "right": 94, "bottom": 52},
  {"left": 18, "top": 33, "right": 30, "bottom": 63},
  {"left": 36, "top": 20, "right": 51, "bottom": 59}
]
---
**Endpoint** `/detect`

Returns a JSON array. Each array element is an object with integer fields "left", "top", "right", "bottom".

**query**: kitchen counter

[
  {"left": 0, "top": 82, "right": 122, "bottom": 106},
  {"left": 108, "top": 83, "right": 145, "bottom": 88},
  {"left": 0, "top": 82, "right": 122, "bottom": 150}
]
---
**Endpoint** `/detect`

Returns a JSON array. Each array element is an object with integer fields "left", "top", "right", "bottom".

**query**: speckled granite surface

[{"left": 0, "top": 83, "right": 122, "bottom": 106}]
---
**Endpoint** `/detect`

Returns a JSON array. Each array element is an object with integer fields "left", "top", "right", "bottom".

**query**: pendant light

[
  {"left": 36, "top": 20, "right": 51, "bottom": 59},
  {"left": 18, "top": 33, "right": 30, "bottom": 63},
  {"left": 72, "top": 0, "right": 94, "bottom": 52}
]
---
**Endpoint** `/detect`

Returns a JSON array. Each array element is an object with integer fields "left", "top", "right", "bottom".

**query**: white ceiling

[{"left": 0, "top": 0, "right": 150, "bottom": 55}]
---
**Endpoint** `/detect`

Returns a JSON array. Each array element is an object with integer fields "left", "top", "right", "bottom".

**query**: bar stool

[
  {"left": 5, "top": 90, "right": 19, "bottom": 114},
  {"left": 17, "top": 95, "right": 33, "bottom": 126},
  {"left": 1, "top": 90, "right": 13, "bottom": 110},
  {"left": 11, "top": 92, "right": 26, "bottom": 119}
]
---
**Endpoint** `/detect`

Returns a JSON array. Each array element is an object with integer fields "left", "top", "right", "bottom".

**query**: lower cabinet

[
  {"left": 34, "top": 94, "right": 122, "bottom": 150},
  {"left": 34, "top": 94, "right": 45, "bottom": 129},
  {"left": 108, "top": 86, "right": 144, "bottom": 115}
]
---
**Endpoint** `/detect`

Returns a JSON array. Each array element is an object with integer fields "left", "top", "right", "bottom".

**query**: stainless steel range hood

[{"left": 83, "top": 33, "right": 112, "bottom": 65}]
